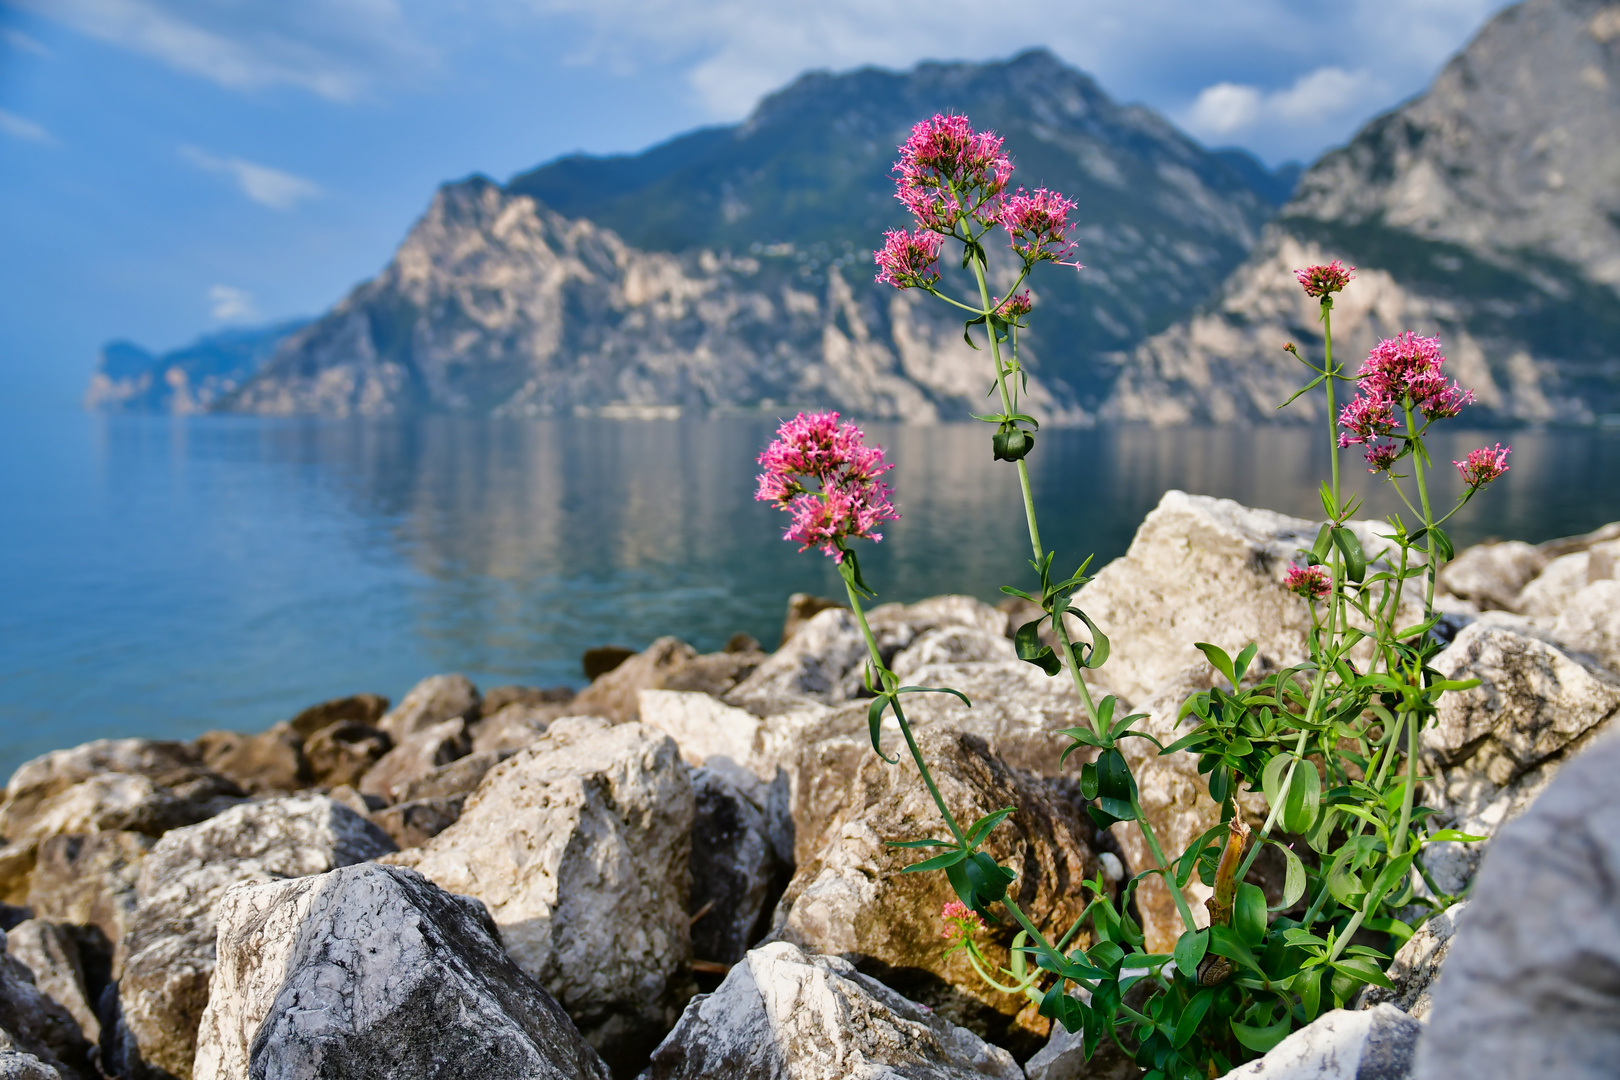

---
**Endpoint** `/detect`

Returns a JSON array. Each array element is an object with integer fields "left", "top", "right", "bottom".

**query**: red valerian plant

[{"left": 753, "top": 112, "right": 1512, "bottom": 1080}]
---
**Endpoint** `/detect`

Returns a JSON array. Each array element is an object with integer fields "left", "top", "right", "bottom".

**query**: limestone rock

[
  {"left": 1552, "top": 579, "right": 1620, "bottom": 674},
  {"left": 5, "top": 921, "right": 96, "bottom": 1044},
  {"left": 481, "top": 684, "right": 575, "bottom": 715},
  {"left": 470, "top": 703, "right": 562, "bottom": 753},
  {"left": 1436, "top": 541, "right": 1545, "bottom": 612},
  {"left": 27, "top": 831, "right": 151, "bottom": 978},
  {"left": 777, "top": 594, "right": 845, "bottom": 648},
  {"left": 1415, "top": 733, "right": 1620, "bottom": 1080},
  {"left": 565, "top": 638, "right": 761, "bottom": 724},
  {"left": 369, "top": 798, "right": 465, "bottom": 850},
  {"left": 285, "top": 693, "right": 389, "bottom": 738},
  {"left": 689, "top": 766, "right": 781, "bottom": 965},
  {"left": 638, "top": 691, "right": 772, "bottom": 779},
  {"left": 384, "top": 722, "right": 694, "bottom": 1075},
  {"left": 0, "top": 1052, "right": 59, "bottom": 1080},
  {"left": 1516, "top": 546, "right": 1617, "bottom": 618},
  {"left": 192, "top": 724, "right": 309, "bottom": 794},
  {"left": 772, "top": 727, "right": 1101, "bottom": 1055},
  {"left": 357, "top": 718, "right": 471, "bottom": 802},
  {"left": 302, "top": 721, "right": 391, "bottom": 788},
  {"left": 1072, "top": 491, "right": 1408, "bottom": 705},
  {"left": 107, "top": 795, "right": 396, "bottom": 1080},
  {"left": 1218, "top": 1005, "right": 1420, "bottom": 1079},
  {"left": 1421, "top": 623, "right": 1620, "bottom": 892},
  {"left": 1, "top": 740, "right": 213, "bottom": 838},
  {"left": 1357, "top": 904, "right": 1467, "bottom": 1023},
  {"left": 0, "top": 930, "right": 93, "bottom": 1080},
  {"left": 642, "top": 940, "right": 1022, "bottom": 1080},
  {"left": 192, "top": 863, "right": 609, "bottom": 1080},
  {"left": 378, "top": 675, "right": 481, "bottom": 741},
  {"left": 1023, "top": 1011, "right": 1141, "bottom": 1080},
  {"left": 394, "top": 750, "right": 510, "bottom": 803}
]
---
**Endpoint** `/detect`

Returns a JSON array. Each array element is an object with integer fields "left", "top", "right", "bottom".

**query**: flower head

[
  {"left": 755, "top": 412, "right": 899, "bottom": 561},
  {"left": 1358, "top": 332, "right": 1474, "bottom": 419},
  {"left": 892, "top": 113, "right": 1012, "bottom": 233},
  {"left": 993, "top": 290, "right": 1033, "bottom": 318},
  {"left": 1363, "top": 440, "right": 1401, "bottom": 473},
  {"left": 940, "top": 900, "right": 985, "bottom": 946},
  {"left": 1455, "top": 444, "right": 1511, "bottom": 488},
  {"left": 998, "top": 187, "right": 1079, "bottom": 266},
  {"left": 1294, "top": 261, "right": 1355, "bottom": 299},
  {"left": 874, "top": 228, "right": 943, "bottom": 290},
  {"left": 1284, "top": 564, "right": 1332, "bottom": 601}
]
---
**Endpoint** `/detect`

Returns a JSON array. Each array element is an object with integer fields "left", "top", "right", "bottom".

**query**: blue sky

[{"left": 0, "top": 0, "right": 1514, "bottom": 408}]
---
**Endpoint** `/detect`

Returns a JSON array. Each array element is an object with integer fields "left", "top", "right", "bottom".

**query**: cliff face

[
  {"left": 84, "top": 322, "right": 307, "bottom": 414},
  {"left": 221, "top": 50, "right": 1291, "bottom": 422},
  {"left": 1107, "top": 0, "right": 1620, "bottom": 426}
]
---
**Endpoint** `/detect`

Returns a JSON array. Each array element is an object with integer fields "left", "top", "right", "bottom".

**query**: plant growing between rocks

[{"left": 754, "top": 113, "right": 1514, "bottom": 1079}]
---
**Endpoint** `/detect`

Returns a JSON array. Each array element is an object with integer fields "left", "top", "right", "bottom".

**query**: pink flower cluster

[
  {"left": 1285, "top": 564, "right": 1332, "bottom": 601},
  {"left": 755, "top": 412, "right": 899, "bottom": 562},
  {"left": 1338, "top": 332, "right": 1476, "bottom": 467},
  {"left": 994, "top": 291, "right": 1033, "bottom": 318},
  {"left": 874, "top": 113, "right": 1080, "bottom": 288},
  {"left": 1454, "top": 444, "right": 1511, "bottom": 488},
  {"left": 874, "top": 229, "right": 943, "bottom": 289},
  {"left": 1000, "top": 187, "right": 1080, "bottom": 266},
  {"left": 940, "top": 900, "right": 985, "bottom": 943},
  {"left": 891, "top": 113, "right": 1013, "bottom": 233},
  {"left": 1295, "top": 261, "right": 1355, "bottom": 299}
]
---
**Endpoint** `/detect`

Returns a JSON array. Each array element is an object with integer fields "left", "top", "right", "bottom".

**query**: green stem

[
  {"left": 1405, "top": 403, "right": 1438, "bottom": 619},
  {"left": 1323, "top": 300, "right": 1341, "bottom": 510},
  {"left": 842, "top": 575, "right": 966, "bottom": 847}
]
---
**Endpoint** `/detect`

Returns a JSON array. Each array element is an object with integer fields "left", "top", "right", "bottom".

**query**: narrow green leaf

[
  {"left": 1274, "top": 843, "right": 1306, "bottom": 909},
  {"left": 1330, "top": 956, "right": 1393, "bottom": 990},
  {"left": 1014, "top": 618, "right": 1063, "bottom": 676},
  {"left": 1172, "top": 989, "right": 1215, "bottom": 1048},
  {"left": 1311, "top": 523, "right": 1334, "bottom": 563},
  {"left": 1426, "top": 828, "right": 1487, "bottom": 844},
  {"left": 1234, "top": 643, "right": 1259, "bottom": 683},
  {"left": 896, "top": 685, "right": 972, "bottom": 707},
  {"left": 1432, "top": 525, "right": 1455, "bottom": 562},
  {"left": 1230, "top": 1011, "right": 1293, "bottom": 1054},
  {"left": 1282, "top": 764, "right": 1321, "bottom": 834},
  {"left": 1195, "top": 642, "right": 1237, "bottom": 686},
  {"left": 867, "top": 696, "right": 899, "bottom": 764},
  {"left": 887, "top": 837, "right": 953, "bottom": 849},
  {"left": 903, "top": 847, "right": 969, "bottom": 873},
  {"left": 964, "top": 806, "right": 1018, "bottom": 848},
  {"left": 1332, "top": 527, "right": 1367, "bottom": 583},
  {"left": 1068, "top": 608, "right": 1112, "bottom": 669}
]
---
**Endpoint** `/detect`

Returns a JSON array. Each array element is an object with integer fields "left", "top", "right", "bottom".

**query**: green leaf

[
  {"left": 1234, "top": 882, "right": 1268, "bottom": 948},
  {"left": 1296, "top": 968, "right": 1323, "bottom": 1023},
  {"left": 1207, "top": 925, "right": 1262, "bottom": 974},
  {"left": 1330, "top": 956, "right": 1393, "bottom": 991},
  {"left": 1282, "top": 928, "right": 1328, "bottom": 950},
  {"left": 903, "top": 847, "right": 969, "bottom": 873},
  {"left": 1230, "top": 1011, "right": 1292, "bottom": 1053},
  {"left": 1039, "top": 983, "right": 1085, "bottom": 1033},
  {"left": 1014, "top": 618, "right": 1063, "bottom": 676},
  {"left": 1172, "top": 989, "right": 1215, "bottom": 1048},
  {"left": 837, "top": 547, "right": 877, "bottom": 600},
  {"left": 1067, "top": 608, "right": 1111, "bottom": 669},
  {"left": 1172, "top": 929, "right": 1209, "bottom": 975},
  {"left": 896, "top": 685, "right": 972, "bottom": 707},
  {"left": 1311, "top": 523, "right": 1334, "bottom": 563},
  {"left": 1283, "top": 764, "right": 1321, "bottom": 834},
  {"left": 964, "top": 852, "right": 1016, "bottom": 909},
  {"left": 1087, "top": 940, "right": 1126, "bottom": 973},
  {"left": 1195, "top": 642, "right": 1237, "bottom": 687},
  {"left": 866, "top": 696, "right": 899, "bottom": 764},
  {"left": 1234, "top": 643, "right": 1259, "bottom": 684},
  {"left": 1431, "top": 525, "right": 1455, "bottom": 562},
  {"left": 1426, "top": 828, "right": 1487, "bottom": 844},
  {"left": 1331, "top": 527, "right": 1367, "bottom": 583},
  {"left": 1093, "top": 748, "right": 1136, "bottom": 822},
  {"left": 1274, "top": 843, "right": 1306, "bottom": 909},
  {"left": 964, "top": 807, "right": 1017, "bottom": 848},
  {"left": 887, "top": 837, "right": 953, "bottom": 849}
]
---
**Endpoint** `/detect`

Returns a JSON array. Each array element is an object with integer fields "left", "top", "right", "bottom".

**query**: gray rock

[
  {"left": 470, "top": 704, "right": 561, "bottom": 754},
  {"left": 285, "top": 694, "right": 389, "bottom": 738},
  {"left": 689, "top": 767, "right": 780, "bottom": 965},
  {"left": 772, "top": 727, "right": 1102, "bottom": 1057},
  {"left": 1421, "top": 622, "right": 1620, "bottom": 892},
  {"left": 564, "top": 639, "right": 761, "bottom": 725},
  {"left": 641, "top": 940, "right": 1022, "bottom": 1080},
  {"left": 777, "top": 594, "right": 845, "bottom": 648},
  {"left": 0, "top": 929, "right": 93, "bottom": 1080},
  {"left": 191, "top": 725, "right": 309, "bottom": 795},
  {"left": 385, "top": 722, "right": 695, "bottom": 1075},
  {"left": 1356, "top": 904, "right": 1467, "bottom": 1023},
  {"left": 107, "top": 795, "right": 396, "bottom": 1080},
  {"left": 1218, "top": 1005, "right": 1420, "bottom": 1079},
  {"left": 302, "top": 722, "right": 391, "bottom": 789},
  {"left": 1023, "top": 1012, "right": 1140, "bottom": 1080},
  {"left": 1516, "top": 546, "right": 1617, "bottom": 618},
  {"left": 1552, "top": 579, "right": 1620, "bottom": 674},
  {"left": 1436, "top": 540, "right": 1546, "bottom": 612},
  {"left": 1414, "top": 733, "right": 1620, "bottom": 1080},
  {"left": 357, "top": 718, "right": 471, "bottom": 802},
  {"left": 191, "top": 863, "right": 609, "bottom": 1080},
  {"left": 26, "top": 831, "right": 152, "bottom": 979},
  {"left": 4, "top": 921, "right": 96, "bottom": 1043},
  {"left": 378, "top": 675, "right": 481, "bottom": 742},
  {"left": 393, "top": 750, "right": 511, "bottom": 803},
  {"left": 369, "top": 797, "right": 465, "bottom": 850},
  {"left": 0, "top": 1053, "right": 59, "bottom": 1080}
]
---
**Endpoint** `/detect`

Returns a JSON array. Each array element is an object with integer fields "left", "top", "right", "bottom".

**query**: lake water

[{"left": 4, "top": 409, "right": 1619, "bottom": 778}]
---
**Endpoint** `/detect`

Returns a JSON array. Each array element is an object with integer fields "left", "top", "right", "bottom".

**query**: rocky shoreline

[{"left": 2, "top": 490, "right": 1617, "bottom": 1080}]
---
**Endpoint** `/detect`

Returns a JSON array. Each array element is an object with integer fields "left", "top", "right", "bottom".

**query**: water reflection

[{"left": 1, "top": 413, "right": 1616, "bottom": 775}]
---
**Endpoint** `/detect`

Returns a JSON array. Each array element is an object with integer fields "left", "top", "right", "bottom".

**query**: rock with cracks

[
  {"left": 192, "top": 863, "right": 609, "bottom": 1080},
  {"left": 772, "top": 727, "right": 1103, "bottom": 1057},
  {"left": 641, "top": 940, "right": 1021, "bottom": 1080},
  {"left": 1217, "top": 1005, "right": 1421, "bottom": 1079},
  {"left": 384, "top": 720, "right": 694, "bottom": 1077},
  {"left": 107, "top": 796, "right": 396, "bottom": 1080}
]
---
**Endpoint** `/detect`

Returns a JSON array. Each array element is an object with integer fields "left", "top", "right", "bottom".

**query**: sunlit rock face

[
  {"left": 1109, "top": 0, "right": 1620, "bottom": 426},
  {"left": 219, "top": 50, "right": 1288, "bottom": 422}
]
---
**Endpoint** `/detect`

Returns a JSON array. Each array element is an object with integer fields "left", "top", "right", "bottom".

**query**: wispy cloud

[
  {"left": 0, "top": 109, "right": 53, "bottom": 143},
  {"left": 13, "top": 0, "right": 434, "bottom": 101},
  {"left": 180, "top": 146, "right": 322, "bottom": 210},
  {"left": 208, "top": 284, "right": 258, "bottom": 321},
  {"left": 2, "top": 28, "right": 52, "bottom": 56},
  {"left": 1183, "top": 67, "right": 1387, "bottom": 142}
]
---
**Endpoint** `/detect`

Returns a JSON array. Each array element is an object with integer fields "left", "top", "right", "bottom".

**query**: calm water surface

[{"left": 4, "top": 410, "right": 1618, "bottom": 776}]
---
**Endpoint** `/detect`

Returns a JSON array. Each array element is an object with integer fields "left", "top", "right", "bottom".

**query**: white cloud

[
  {"left": 0, "top": 108, "right": 52, "bottom": 143},
  {"left": 1182, "top": 66, "right": 1389, "bottom": 156},
  {"left": 13, "top": 0, "right": 433, "bottom": 101},
  {"left": 180, "top": 146, "right": 322, "bottom": 210},
  {"left": 208, "top": 284, "right": 258, "bottom": 321},
  {"left": 2, "top": 28, "right": 52, "bottom": 56}
]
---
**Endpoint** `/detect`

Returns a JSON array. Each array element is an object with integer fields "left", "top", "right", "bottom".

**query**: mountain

[
  {"left": 1108, "top": 0, "right": 1620, "bottom": 426},
  {"left": 85, "top": 320, "right": 310, "bottom": 414},
  {"left": 219, "top": 50, "right": 1294, "bottom": 422}
]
